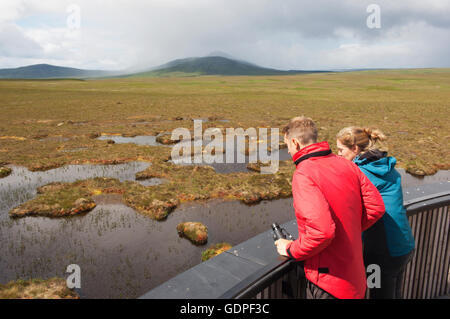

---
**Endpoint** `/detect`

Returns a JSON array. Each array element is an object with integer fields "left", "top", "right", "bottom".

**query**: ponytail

[
  {"left": 337, "top": 126, "right": 387, "bottom": 154},
  {"left": 363, "top": 128, "right": 386, "bottom": 143}
]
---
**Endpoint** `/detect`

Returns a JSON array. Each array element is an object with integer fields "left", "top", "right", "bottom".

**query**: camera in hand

[{"left": 272, "top": 223, "right": 294, "bottom": 241}]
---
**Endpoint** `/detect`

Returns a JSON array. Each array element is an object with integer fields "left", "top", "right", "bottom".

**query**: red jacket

[{"left": 286, "top": 141, "right": 385, "bottom": 299}]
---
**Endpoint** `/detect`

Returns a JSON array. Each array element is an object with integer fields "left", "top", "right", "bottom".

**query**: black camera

[{"left": 272, "top": 223, "right": 294, "bottom": 241}]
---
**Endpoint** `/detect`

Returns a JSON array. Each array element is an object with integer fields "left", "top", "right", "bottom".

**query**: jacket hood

[{"left": 353, "top": 151, "right": 397, "bottom": 176}]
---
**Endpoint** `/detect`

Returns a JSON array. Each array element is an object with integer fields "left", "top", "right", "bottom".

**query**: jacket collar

[
  {"left": 292, "top": 141, "right": 332, "bottom": 167},
  {"left": 355, "top": 149, "right": 388, "bottom": 164}
]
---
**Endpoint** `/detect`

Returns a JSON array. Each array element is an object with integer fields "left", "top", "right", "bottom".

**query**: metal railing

[
  {"left": 140, "top": 182, "right": 450, "bottom": 299},
  {"left": 403, "top": 205, "right": 449, "bottom": 298}
]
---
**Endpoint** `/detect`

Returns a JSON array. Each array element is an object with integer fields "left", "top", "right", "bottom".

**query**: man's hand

[{"left": 274, "top": 239, "right": 293, "bottom": 257}]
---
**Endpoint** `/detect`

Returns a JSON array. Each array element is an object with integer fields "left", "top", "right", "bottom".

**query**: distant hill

[
  {"left": 127, "top": 56, "right": 329, "bottom": 77},
  {"left": 0, "top": 56, "right": 330, "bottom": 79},
  {"left": 0, "top": 64, "right": 116, "bottom": 79}
]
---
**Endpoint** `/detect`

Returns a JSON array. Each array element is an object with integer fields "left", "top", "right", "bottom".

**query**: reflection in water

[{"left": 0, "top": 196, "right": 295, "bottom": 298}]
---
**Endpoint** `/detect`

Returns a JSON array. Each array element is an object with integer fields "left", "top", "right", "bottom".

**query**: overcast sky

[{"left": 0, "top": 0, "right": 449, "bottom": 71}]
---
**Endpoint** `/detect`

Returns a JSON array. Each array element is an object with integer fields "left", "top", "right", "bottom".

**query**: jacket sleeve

[
  {"left": 355, "top": 166, "right": 386, "bottom": 231},
  {"left": 286, "top": 172, "right": 336, "bottom": 261}
]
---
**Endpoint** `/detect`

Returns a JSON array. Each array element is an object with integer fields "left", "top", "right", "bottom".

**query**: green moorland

[{"left": 1, "top": 69, "right": 449, "bottom": 218}]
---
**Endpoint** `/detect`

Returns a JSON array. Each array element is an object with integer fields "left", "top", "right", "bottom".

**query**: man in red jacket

[{"left": 275, "top": 116, "right": 385, "bottom": 299}]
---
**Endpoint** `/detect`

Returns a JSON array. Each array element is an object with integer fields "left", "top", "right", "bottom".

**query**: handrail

[
  {"left": 403, "top": 190, "right": 450, "bottom": 207},
  {"left": 219, "top": 258, "right": 298, "bottom": 299}
]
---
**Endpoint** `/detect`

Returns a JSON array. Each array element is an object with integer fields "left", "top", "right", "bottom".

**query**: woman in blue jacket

[{"left": 336, "top": 127, "right": 415, "bottom": 299}]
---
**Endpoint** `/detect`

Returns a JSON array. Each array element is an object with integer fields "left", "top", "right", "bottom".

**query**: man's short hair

[{"left": 282, "top": 116, "right": 318, "bottom": 145}]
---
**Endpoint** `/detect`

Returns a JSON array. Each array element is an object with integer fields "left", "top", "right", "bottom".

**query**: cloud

[
  {"left": 0, "top": 0, "right": 449, "bottom": 70},
  {"left": 0, "top": 23, "right": 43, "bottom": 58}
]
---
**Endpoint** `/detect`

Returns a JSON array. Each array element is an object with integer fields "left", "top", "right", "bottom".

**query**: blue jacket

[{"left": 354, "top": 151, "right": 415, "bottom": 257}]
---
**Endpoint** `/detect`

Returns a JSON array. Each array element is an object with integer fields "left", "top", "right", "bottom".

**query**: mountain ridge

[{"left": 127, "top": 56, "right": 329, "bottom": 77}]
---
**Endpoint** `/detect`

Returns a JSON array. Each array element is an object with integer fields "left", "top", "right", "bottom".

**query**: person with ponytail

[{"left": 336, "top": 127, "right": 415, "bottom": 299}]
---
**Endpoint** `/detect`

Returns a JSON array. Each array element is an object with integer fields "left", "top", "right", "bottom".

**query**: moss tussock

[
  {"left": 201, "top": 243, "right": 233, "bottom": 262},
  {"left": 8, "top": 177, "right": 178, "bottom": 220},
  {"left": 156, "top": 132, "right": 180, "bottom": 145},
  {"left": 0, "top": 278, "right": 79, "bottom": 299},
  {"left": 136, "top": 161, "right": 293, "bottom": 205},
  {"left": 177, "top": 222, "right": 208, "bottom": 245},
  {"left": 405, "top": 158, "right": 439, "bottom": 176},
  {"left": 0, "top": 166, "right": 12, "bottom": 178},
  {"left": 10, "top": 189, "right": 96, "bottom": 218}
]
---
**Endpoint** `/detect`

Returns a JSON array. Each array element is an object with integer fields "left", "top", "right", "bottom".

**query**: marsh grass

[
  {"left": 0, "top": 277, "right": 79, "bottom": 299},
  {"left": 9, "top": 159, "right": 293, "bottom": 219},
  {"left": 1, "top": 69, "right": 449, "bottom": 219},
  {"left": 0, "top": 70, "right": 447, "bottom": 174}
]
